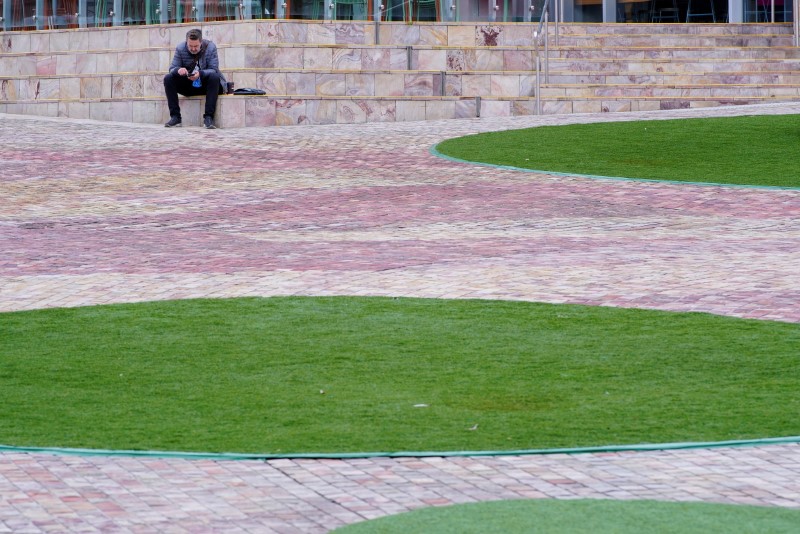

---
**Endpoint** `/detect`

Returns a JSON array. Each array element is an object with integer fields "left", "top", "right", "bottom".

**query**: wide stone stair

[
  {"left": 0, "top": 21, "right": 798, "bottom": 127},
  {"left": 539, "top": 24, "right": 800, "bottom": 113}
]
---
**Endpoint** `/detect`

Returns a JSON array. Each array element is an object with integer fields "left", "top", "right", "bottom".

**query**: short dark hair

[{"left": 186, "top": 28, "right": 202, "bottom": 41}]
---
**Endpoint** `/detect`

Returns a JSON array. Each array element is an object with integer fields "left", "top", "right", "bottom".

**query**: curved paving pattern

[{"left": 2, "top": 104, "right": 800, "bottom": 532}]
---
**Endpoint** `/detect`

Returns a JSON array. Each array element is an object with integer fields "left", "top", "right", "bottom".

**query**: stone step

[
  {"left": 6, "top": 67, "right": 800, "bottom": 103},
  {"left": 7, "top": 55, "right": 800, "bottom": 79},
  {"left": 539, "top": 84, "right": 800, "bottom": 98},
  {"left": 544, "top": 71, "right": 800, "bottom": 84},
  {"left": 5, "top": 71, "right": 526, "bottom": 100},
  {"left": 555, "top": 22, "right": 793, "bottom": 35},
  {"left": 1, "top": 45, "right": 539, "bottom": 76},
  {"left": 545, "top": 58, "right": 800, "bottom": 73},
  {"left": 1, "top": 20, "right": 792, "bottom": 56},
  {"left": 6, "top": 41, "right": 799, "bottom": 78},
  {"left": 0, "top": 94, "right": 519, "bottom": 126},
  {"left": 539, "top": 95, "right": 798, "bottom": 114},
  {"left": 551, "top": 35, "right": 796, "bottom": 48},
  {"left": 6, "top": 37, "right": 794, "bottom": 65},
  {"left": 4, "top": 92, "right": 796, "bottom": 127},
  {"left": 550, "top": 46, "right": 800, "bottom": 59}
]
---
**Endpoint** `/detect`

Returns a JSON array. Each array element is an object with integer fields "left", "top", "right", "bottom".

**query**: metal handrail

[
  {"left": 535, "top": 0, "right": 558, "bottom": 46},
  {"left": 534, "top": 0, "right": 557, "bottom": 114},
  {"left": 535, "top": 0, "right": 551, "bottom": 40}
]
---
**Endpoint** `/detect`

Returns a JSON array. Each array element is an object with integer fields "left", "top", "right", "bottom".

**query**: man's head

[{"left": 185, "top": 29, "right": 202, "bottom": 54}]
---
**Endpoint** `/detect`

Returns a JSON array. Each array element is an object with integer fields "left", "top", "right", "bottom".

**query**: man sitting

[{"left": 163, "top": 28, "right": 227, "bottom": 129}]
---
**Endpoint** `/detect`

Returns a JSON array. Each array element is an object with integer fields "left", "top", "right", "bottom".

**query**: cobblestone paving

[{"left": 2, "top": 104, "right": 800, "bottom": 532}]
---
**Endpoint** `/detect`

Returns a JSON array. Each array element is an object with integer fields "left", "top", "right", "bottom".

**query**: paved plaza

[{"left": 1, "top": 104, "right": 800, "bottom": 532}]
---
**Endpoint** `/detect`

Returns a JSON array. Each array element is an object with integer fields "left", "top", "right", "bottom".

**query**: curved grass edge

[
  {"left": 429, "top": 144, "right": 800, "bottom": 192},
  {"left": 331, "top": 498, "right": 800, "bottom": 533},
  {"left": 3, "top": 435, "right": 800, "bottom": 461}
]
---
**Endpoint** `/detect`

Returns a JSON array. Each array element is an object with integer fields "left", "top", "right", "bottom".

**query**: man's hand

[{"left": 176, "top": 67, "right": 199, "bottom": 80}]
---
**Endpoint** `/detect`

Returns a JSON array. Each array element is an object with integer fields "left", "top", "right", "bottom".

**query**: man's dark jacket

[{"left": 168, "top": 39, "right": 227, "bottom": 93}]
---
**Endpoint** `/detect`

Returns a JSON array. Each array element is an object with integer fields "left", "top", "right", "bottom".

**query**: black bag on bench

[{"left": 233, "top": 88, "right": 267, "bottom": 95}]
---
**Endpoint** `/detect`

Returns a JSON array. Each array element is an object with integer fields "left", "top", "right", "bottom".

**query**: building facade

[{"left": 0, "top": 0, "right": 793, "bottom": 31}]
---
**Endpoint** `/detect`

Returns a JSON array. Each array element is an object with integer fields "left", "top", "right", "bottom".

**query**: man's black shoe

[
  {"left": 204, "top": 116, "right": 216, "bottom": 129},
  {"left": 164, "top": 116, "right": 182, "bottom": 128}
]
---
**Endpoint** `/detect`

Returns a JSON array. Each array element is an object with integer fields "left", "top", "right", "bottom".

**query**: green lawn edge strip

[
  {"left": 4, "top": 435, "right": 800, "bottom": 461},
  {"left": 428, "top": 144, "right": 800, "bottom": 192}
]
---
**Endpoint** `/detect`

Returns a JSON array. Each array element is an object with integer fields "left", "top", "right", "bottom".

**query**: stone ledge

[
  {"left": 3, "top": 93, "right": 798, "bottom": 127},
  {"left": 0, "top": 95, "right": 497, "bottom": 127}
]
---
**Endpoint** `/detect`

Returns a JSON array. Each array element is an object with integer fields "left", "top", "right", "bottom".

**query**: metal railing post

[
  {"left": 447, "top": 0, "right": 458, "bottom": 21},
  {"left": 374, "top": 0, "right": 382, "bottom": 44},
  {"left": 113, "top": 0, "right": 123, "bottom": 25},
  {"left": 543, "top": 10, "right": 549, "bottom": 83},
  {"left": 0, "top": 7, "right": 5, "bottom": 30},
  {"left": 35, "top": 0, "right": 44, "bottom": 29},
  {"left": 535, "top": 55, "right": 541, "bottom": 115},
  {"left": 77, "top": 0, "right": 87, "bottom": 27},
  {"left": 555, "top": 0, "right": 559, "bottom": 47},
  {"left": 535, "top": 0, "right": 552, "bottom": 86},
  {"left": 795, "top": 0, "right": 799, "bottom": 46}
]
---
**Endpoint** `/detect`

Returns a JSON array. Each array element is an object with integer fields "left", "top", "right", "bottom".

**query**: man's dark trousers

[{"left": 164, "top": 71, "right": 222, "bottom": 119}]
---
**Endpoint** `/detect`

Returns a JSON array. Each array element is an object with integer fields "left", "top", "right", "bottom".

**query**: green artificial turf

[
  {"left": 332, "top": 499, "right": 800, "bottom": 534},
  {"left": 435, "top": 114, "right": 800, "bottom": 188},
  {"left": 1, "top": 297, "right": 799, "bottom": 454}
]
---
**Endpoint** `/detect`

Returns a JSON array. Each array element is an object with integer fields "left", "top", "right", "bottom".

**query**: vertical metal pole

[
  {"left": 113, "top": 0, "right": 122, "bottom": 24},
  {"left": 448, "top": 0, "right": 458, "bottom": 21},
  {"left": 2, "top": 0, "right": 9, "bottom": 30},
  {"left": 555, "top": 0, "right": 559, "bottom": 47},
  {"left": 543, "top": 10, "right": 548, "bottom": 83},
  {"left": 160, "top": 0, "right": 168, "bottom": 23},
  {"left": 78, "top": 0, "right": 87, "bottom": 27},
  {"left": 535, "top": 55, "right": 541, "bottom": 115},
  {"left": 35, "top": 0, "right": 44, "bottom": 29},
  {"left": 374, "top": 0, "right": 381, "bottom": 44},
  {"left": 795, "top": 0, "right": 799, "bottom": 46}
]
